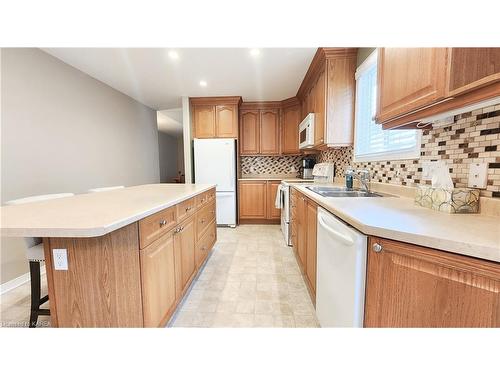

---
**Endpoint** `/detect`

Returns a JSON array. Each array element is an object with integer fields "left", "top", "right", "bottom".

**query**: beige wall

[
  {"left": 1, "top": 48, "right": 160, "bottom": 284},
  {"left": 357, "top": 47, "right": 376, "bottom": 67}
]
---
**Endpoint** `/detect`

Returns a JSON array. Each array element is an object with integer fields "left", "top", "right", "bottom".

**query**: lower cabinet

[
  {"left": 290, "top": 188, "right": 318, "bottom": 302},
  {"left": 140, "top": 231, "right": 177, "bottom": 328},
  {"left": 238, "top": 180, "right": 281, "bottom": 223},
  {"left": 139, "top": 188, "right": 216, "bottom": 327},
  {"left": 174, "top": 215, "right": 196, "bottom": 299},
  {"left": 364, "top": 236, "right": 500, "bottom": 328}
]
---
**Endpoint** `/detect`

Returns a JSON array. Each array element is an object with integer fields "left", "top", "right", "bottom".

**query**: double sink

[{"left": 306, "top": 186, "right": 393, "bottom": 198}]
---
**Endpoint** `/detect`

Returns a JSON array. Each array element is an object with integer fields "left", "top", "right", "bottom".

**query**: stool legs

[{"left": 29, "top": 261, "right": 50, "bottom": 328}]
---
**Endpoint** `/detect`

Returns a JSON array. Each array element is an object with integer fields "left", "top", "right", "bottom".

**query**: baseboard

[
  {"left": 239, "top": 219, "right": 281, "bottom": 224},
  {"left": 0, "top": 265, "right": 46, "bottom": 295}
]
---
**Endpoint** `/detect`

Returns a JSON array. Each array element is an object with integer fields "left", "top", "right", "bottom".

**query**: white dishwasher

[{"left": 316, "top": 207, "right": 368, "bottom": 327}]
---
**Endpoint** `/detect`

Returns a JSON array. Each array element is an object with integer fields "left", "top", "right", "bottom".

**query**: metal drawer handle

[
  {"left": 159, "top": 220, "right": 167, "bottom": 226},
  {"left": 185, "top": 206, "right": 192, "bottom": 212},
  {"left": 372, "top": 243, "right": 383, "bottom": 253}
]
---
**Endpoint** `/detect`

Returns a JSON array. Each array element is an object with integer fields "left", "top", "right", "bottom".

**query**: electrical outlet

[
  {"left": 52, "top": 248, "right": 68, "bottom": 270},
  {"left": 468, "top": 162, "right": 488, "bottom": 189}
]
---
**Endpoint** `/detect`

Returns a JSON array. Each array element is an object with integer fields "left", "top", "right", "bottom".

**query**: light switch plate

[
  {"left": 52, "top": 248, "right": 68, "bottom": 270},
  {"left": 468, "top": 162, "right": 488, "bottom": 189}
]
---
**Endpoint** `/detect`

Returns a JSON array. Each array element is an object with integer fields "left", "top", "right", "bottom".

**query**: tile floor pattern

[
  {"left": 0, "top": 225, "right": 318, "bottom": 328},
  {"left": 169, "top": 225, "right": 319, "bottom": 328}
]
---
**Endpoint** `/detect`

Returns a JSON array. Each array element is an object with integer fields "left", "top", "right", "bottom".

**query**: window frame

[{"left": 353, "top": 50, "right": 421, "bottom": 163}]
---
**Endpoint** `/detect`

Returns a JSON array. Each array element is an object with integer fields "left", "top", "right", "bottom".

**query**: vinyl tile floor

[
  {"left": 169, "top": 225, "right": 319, "bottom": 328},
  {"left": 0, "top": 225, "right": 318, "bottom": 328}
]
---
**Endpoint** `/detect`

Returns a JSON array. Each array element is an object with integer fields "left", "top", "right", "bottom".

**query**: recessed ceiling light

[
  {"left": 250, "top": 48, "right": 260, "bottom": 57},
  {"left": 199, "top": 80, "right": 207, "bottom": 87},
  {"left": 168, "top": 50, "right": 179, "bottom": 60}
]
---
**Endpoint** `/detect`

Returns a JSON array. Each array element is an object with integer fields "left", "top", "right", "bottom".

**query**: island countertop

[{"left": 0, "top": 183, "right": 216, "bottom": 238}]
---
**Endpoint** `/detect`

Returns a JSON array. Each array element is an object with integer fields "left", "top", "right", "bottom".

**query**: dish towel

[{"left": 275, "top": 184, "right": 284, "bottom": 209}]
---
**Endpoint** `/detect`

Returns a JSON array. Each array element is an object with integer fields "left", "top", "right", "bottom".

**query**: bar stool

[
  {"left": 5, "top": 193, "right": 75, "bottom": 328},
  {"left": 87, "top": 186, "right": 124, "bottom": 193}
]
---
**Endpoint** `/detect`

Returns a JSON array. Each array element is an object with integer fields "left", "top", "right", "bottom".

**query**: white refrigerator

[{"left": 193, "top": 138, "right": 237, "bottom": 226}]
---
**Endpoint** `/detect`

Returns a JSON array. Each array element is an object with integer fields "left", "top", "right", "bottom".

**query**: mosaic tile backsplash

[
  {"left": 317, "top": 105, "right": 500, "bottom": 198},
  {"left": 241, "top": 155, "right": 304, "bottom": 175}
]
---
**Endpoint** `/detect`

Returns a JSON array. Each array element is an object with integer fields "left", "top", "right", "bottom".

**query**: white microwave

[{"left": 299, "top": 113, "right": 315, "bottom": 149}]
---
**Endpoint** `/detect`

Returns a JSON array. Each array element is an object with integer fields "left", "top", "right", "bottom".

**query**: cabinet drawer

[
  {"left": 196, "top": 219, "right": 216, "bottom": 269},
  {"left": 196, "top": 188, "right": 216, "bottom": 209},
  {"left": 139, "top": 206, "right": 177, "bottom": 249},
  {"left": 196, "top": 201, "right": 216, "bottom": 240},
  {"left": 176, "top": 197, "right": 196, "bottom": 223}
]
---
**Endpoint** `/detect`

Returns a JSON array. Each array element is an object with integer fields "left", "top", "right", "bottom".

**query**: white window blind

[{"left": 354, "top": 51, "right": 421, "bottom": 162}]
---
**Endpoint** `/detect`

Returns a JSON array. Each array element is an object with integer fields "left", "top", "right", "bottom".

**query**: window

[{"left": 354, "top": 51, "right": 421, "bottom": 162}]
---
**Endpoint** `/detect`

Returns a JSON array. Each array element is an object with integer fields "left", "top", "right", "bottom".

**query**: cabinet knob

[
  {"left": 201, "top": 219, "right": 206, "bottom": 224},
  {"left": 185, "top": 206, "right": 192, "bottom": 212},
  {"left": 159, "top": 220, "right": 167, "bottom": 226},
  {"left": 372, "top": 243, "right": 383, "bottom": 253}
]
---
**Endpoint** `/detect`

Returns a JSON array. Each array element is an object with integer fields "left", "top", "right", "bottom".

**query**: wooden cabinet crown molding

[
  {"left": 297, "top": 47, "right": 358, "bottom": 99},
  {"left": 189, "top": 96, "right": 242, "bottom": 105},
  {"left": 240, "top": 101, "right": 282, "bottom": 110}
]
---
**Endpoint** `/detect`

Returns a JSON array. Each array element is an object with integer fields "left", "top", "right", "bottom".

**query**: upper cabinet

[
  {"left": 191, "top": 97, "right": 242, "bottom": 138},
  {"left": 376, "top": 48, "right": 500, "bottom": 129},
  {"left": 239, "top": 103, "right": 281, "bottom": 156},
  {"left": 297, "top": 48, "right": 357, "bottom": 149},
  {"left": 376, "top": 48, "right": 448, "bottom": 124},
  {"left": 281, "top": 98, "right": 302, "bottom": 155}
]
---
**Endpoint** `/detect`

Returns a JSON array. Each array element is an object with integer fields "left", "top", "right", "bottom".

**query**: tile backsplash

[
  {"left": 241, "top": 155, "right": 305, "bottom": 175},
  {"left": 318, "top": 105, "right": 500, "bottom": 198}
]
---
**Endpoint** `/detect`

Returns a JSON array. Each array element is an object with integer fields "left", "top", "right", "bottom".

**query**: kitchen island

[{"left": 1, "top": 184, "right": 217, "bottom": 327}]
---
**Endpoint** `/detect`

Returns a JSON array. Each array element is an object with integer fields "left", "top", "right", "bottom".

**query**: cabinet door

[
  {"left": 240, "top": 110, "right": 260, "bottom": 155},
  {"left": 296, "top": 193, "right": 307, "bottom": 271},
  {"left": 216, "top": 104, "right": 238, "bottom": 138},
  {"left": 447, "top": 48, "right": 500, "bottom": 96},
  {"left": 174, "top": 215, "right": 196, "bottom": 298},
  {"left": 239, "top": 181, "right": 267, "bottom": 219},
  {"left": 314, "top": 70, "right": 326, "bottom": 146},
  {"left": 305, "top": 199, "right": 317, "bottom": 295},
  {"left": 266, "top": 181, "right": 281, "bottom": 219},
  {"left": 376, "top": 48, "right": 448, "bottom": 123},
  {"left": 364, "top": 237, "right": 500, "bottom": 328},
  {"left": 196, "top": 219, "right": 216, "bottom": 269},
  {"left": 193, "top": 105, "right": 216, "bottom": 138},
  {"left": 260, "top": 109, "right": 280, "bottom": 155},
  {"left": 282, "top": 105, "right": 301, "bottom": 154},
  {"left": 140, "top": 231, "right": 176, "bottom": 327}
]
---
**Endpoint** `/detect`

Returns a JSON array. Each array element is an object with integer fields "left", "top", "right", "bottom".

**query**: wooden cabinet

[
  {"left": 196, "top": 219, "right": 216, "bottom": 269},
  {"left": 196, "top": 201, "right": 216, "bottom": 241},
  {"left": 364, "top": 237, "right": 500, "bottom": 328},
  {"left": 192, "top": 104, "right": 216, "bottom": 138},
  {"left": 240, "top": 106, "right": 280, "bottom": 155},
  {"left": 238, "top": 180, "right": 281, "bottom": 223},
  {"left": 260, "top": 109, "right": 280, "bottom": 155},
  {"left": 174, "top": 215, "right": 196, "bottom": 299},
  {"left": 238, "top": 180, "right": 267, "bottom": 219},
  {"left": 305, "top": 199, "right": 317, "bottom": 297},
  {"left": 240, "top": 110, "right": 260, "bottom": 154},
  {"left": 139, "top": 206, "right": 177, "bottom": 249},
  {"left": 376, "top": 48, "right": 448, "bottom": 124},
  {"left": 140, "top": 230, "right": 177, "bottom": 327},
  {"left": 215, "top": 105, "right": 238, "bottom": 137},
  {"left": 446, "top": 48, "right": 500, "bottom": 96},
  {"left": 376, "top": 48, "right": 500, "bottom": 129},
  {"left": 266, "top": 180, "right": 281, "bottom": 220},
  {"left": 297, "top": 48, "right": 356, "bottom": 148},
  {"left": 281, "top": 100, "right": 301, "bottom": 155},
  {"left": 191, "top": 97, "right": 241, "bottom": 138},
  {"left": 290, "top": 188, "right": 318, "bottom": 303}
]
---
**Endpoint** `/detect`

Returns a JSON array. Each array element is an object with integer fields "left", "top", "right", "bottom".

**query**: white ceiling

[
  {"left": 42, "top": 48, "right": 316, "bottom": 110},
  {"left": 157, "top": 108, "right": 183, "bottom": 136}
]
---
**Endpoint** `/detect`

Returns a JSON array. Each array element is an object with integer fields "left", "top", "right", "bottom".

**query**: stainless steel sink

[{"left": 306, "top": 186, "right": 391, "bottom": 198}]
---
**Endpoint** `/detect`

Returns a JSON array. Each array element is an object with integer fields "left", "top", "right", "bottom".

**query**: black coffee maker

[{"left": 300, "top": 158, "right": 316, "bottom": 179}]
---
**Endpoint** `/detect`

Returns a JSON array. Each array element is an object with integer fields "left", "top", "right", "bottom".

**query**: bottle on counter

[{"left": 345, "top": 167, "right": 354, "bottom": 189}]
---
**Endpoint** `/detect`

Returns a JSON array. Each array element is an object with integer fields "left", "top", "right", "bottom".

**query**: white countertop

[
  {"left": 292, "top": 184, "right": 500, "bottom": 263},
  {"left": 0, "top": 184, "right": 215, "bottom": 238}
]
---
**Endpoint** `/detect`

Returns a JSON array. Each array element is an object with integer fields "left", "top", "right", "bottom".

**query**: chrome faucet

[{"left": 351, "top": 169, "right": 371, "bottom": 192}]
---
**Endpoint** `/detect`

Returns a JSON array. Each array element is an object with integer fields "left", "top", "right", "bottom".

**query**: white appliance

[
  {"left": 193, "top": 138, "right": 236, "bottom": 226},
  {"left": 316, "top": 207, "right": 368, "bottom": 327},
  {"left": 299, "top": 113, "right": 315, "bottom": 149}
]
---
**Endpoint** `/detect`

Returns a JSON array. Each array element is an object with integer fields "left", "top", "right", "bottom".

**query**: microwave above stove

[{"left": 299, "top": 113, "right": 315, "bottom": 149}]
